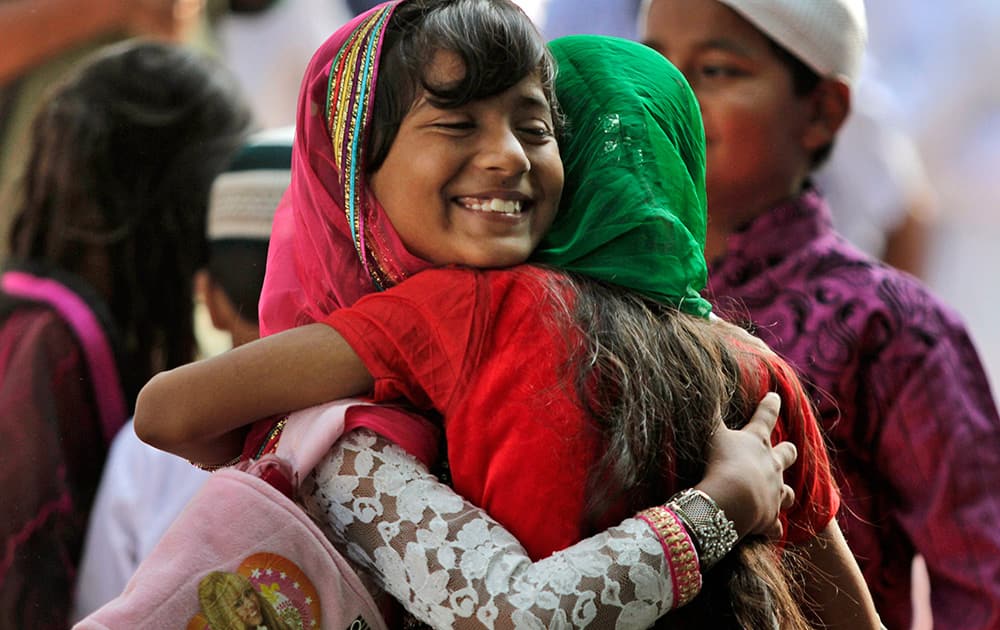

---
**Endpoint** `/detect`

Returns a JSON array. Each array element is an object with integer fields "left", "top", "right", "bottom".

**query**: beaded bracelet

[{"left": 636, "top": 505, "right": 702, "bottom": 607}]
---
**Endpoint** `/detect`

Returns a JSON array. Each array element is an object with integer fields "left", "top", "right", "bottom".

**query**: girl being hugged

[{"left": 137, "top": 1, "right": 879, "bottom": 628}]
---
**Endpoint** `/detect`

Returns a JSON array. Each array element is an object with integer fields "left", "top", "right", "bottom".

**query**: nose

[{"left": 474, "top": 124, "right": 531, "bottom": 176}]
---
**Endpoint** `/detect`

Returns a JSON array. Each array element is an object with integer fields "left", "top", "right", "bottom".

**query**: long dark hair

[
  {"left": 10, "top": 40, "right": 251, "bottom": 406},
  {"left": 366, "top": 0, "right": 560, "bottom": 171},
  {"left": 557, "top": 274, "right": 814, "bottom": 629}
]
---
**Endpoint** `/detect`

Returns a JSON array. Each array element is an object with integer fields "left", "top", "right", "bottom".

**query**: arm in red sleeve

[{"left": 322, "top": 268, "right": 488, "bottom": 414}]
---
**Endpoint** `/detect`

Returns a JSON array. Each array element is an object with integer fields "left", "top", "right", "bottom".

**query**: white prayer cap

[
  {"left": 207, "top": 126, "right": 294, "bottom": 241},
  {"left": 716, "top": 0, "right": 868, "bottom": 85}
]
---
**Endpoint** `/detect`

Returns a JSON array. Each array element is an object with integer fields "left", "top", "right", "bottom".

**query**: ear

[
  {"left": 197, "top": 270, "right": 237, "bottom": 333},
  {"left": 801, "top": 79, "right": 850, "bottom": 152}
]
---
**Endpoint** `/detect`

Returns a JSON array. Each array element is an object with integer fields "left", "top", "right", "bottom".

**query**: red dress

[{"left": 325, "top": 265, "right": 839, "bottom": 560}]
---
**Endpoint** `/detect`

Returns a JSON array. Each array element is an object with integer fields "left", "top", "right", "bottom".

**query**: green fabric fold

[{"left": 535, "top": 35, "right": 711, "bottom": 318}]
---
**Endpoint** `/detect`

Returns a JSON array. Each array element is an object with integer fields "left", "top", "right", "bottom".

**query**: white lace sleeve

[{"left": 300, "top": 429, "right": 698, "bottom": 629}]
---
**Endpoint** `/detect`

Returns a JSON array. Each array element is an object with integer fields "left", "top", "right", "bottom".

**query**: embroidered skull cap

[{"left": 716, "top": 0, "right": 868, "bottom": 84}]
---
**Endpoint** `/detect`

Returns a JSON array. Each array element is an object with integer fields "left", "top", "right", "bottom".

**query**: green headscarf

[{"left": 533, "top": 35, "right": 712, "bottom": 318}]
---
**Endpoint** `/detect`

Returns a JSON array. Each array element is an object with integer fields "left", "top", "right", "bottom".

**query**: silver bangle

[{"left": 666, "top": 488, "right": 739, "bottom": 571}]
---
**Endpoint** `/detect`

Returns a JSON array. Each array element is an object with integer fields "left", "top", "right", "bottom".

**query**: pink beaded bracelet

[{"left": 636, "top": 505, "right": 702, "bottom": 607}]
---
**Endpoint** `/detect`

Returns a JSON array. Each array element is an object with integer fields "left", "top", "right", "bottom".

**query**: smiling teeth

[{"left": 460, "top": 198, "right": 523, "bottom": 214}]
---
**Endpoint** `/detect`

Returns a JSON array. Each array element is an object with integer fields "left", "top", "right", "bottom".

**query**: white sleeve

[
  {"left": 71, "top": 424, "right": 145, "bottom": 622},
  {"left": 301, "top": 429, "right": 694, "bottom": 629},
  {"left": 72, "top": 422, "right": 210, "bottom": 622}
]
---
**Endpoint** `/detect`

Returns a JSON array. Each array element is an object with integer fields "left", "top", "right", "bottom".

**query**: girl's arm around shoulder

[{"left": 134, "top": 323, "right": 374, "bottom": 463}]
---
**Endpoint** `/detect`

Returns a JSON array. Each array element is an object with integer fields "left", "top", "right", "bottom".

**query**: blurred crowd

[{"left": 1, "top": 1, "right": 998, "bottom": 629}]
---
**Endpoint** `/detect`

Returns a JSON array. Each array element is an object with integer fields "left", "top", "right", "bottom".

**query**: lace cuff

[{"left": 301, "top": 429, "right": 701, "bottom": 629}]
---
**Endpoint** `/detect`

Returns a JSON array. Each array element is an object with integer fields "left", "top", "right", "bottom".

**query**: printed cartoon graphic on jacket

[{"left": 189, "top": 554, "right": 319, "bottom": 630}]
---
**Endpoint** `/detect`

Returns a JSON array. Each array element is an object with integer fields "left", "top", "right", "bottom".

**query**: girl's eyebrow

[
  {"left": 409, "top": 93, "right": 551, "bottom": 116},
  {"left": 515, "top": 92, "right": 552, "bottom": 114},
  {"left": 410, "top": 95, "right": 438, "bottom": 112},
  {"left": 408, "top": 95, "right": 457, "bottom": 118},
  {"left": 514, "top": 87, "right": 552, "bottom": 112}
]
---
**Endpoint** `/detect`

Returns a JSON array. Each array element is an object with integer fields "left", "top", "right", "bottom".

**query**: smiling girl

[{"left": 135, "top": 2, "right": 874, "bottom": 627}]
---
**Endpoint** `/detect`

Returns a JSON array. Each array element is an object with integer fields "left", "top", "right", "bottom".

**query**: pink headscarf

[
  {"left": 259, "top": 0, "right": 431, "bottom": 335},
  {"left": 249, "top": 1, "right": 440, "bottom": 468}
]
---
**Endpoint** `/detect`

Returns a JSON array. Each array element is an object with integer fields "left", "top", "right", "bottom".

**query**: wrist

[
  {"left": 666, "top": 488, "right": 739, "bottom": 572},
  {"left": 693, "top": 474, "right": 752, "bottom": 539}
]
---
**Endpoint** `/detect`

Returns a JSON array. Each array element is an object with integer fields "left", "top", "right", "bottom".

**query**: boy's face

[
  {"left": 370, "top": 50, "right": 563, "bottom": 269},
  {"left": 642, "top": 0, "right": 818, "bottom": 224}
]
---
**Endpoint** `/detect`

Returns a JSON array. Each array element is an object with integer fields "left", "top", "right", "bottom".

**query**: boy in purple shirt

[{"left": 641, "top": 0, "right": 1000, "bottom": 628}]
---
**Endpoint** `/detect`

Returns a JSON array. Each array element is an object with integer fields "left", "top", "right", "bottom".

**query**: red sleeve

[
  {"left": 765, "top": 358, "right": 841, "bottom": 546},
  {"left": 343, "top": 405, "right": 440, "bottom": 468},
  {"left": 322, "top": 267, "right": 490, "bottom": 414}
]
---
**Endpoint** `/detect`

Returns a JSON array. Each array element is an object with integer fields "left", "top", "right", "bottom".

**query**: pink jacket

[{"left": 76, "top": 400, "right": 439, "bottom": 630}]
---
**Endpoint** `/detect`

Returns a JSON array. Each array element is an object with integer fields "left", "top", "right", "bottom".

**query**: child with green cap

[{"left": 641, "top": 0, "right": 1000, "bottom": 628}]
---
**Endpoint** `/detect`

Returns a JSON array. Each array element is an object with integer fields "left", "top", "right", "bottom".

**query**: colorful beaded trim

[
  {"left": 253, "top": 415, "right": 289, "bottom": 460},
  {"left": 325, "top": 3, "right": 397, "bottom": 291},
  {"left": 636, "top": 505, "right": 702, "bottom": 608}
]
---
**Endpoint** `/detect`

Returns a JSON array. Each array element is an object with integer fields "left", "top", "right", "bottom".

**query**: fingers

[
  {"left": 769, "top": 487, "right": 795, "bottom": 541},
  {"left": 760, "top": 486, "right": 794, "bottom": 541},
  {"left": 780, "top": 484, "right": 795, "bottom": 510},
  {"left": 772, "top": 440, "right": 798, "bottom": 472},
  {"left": 744, "top": 391, "right": 781, "bottom": 441}
]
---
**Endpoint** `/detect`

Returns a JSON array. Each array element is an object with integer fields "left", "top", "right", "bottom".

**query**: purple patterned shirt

[{"left": 707, "top": 189, "right": 1000, "bottom": 630}]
